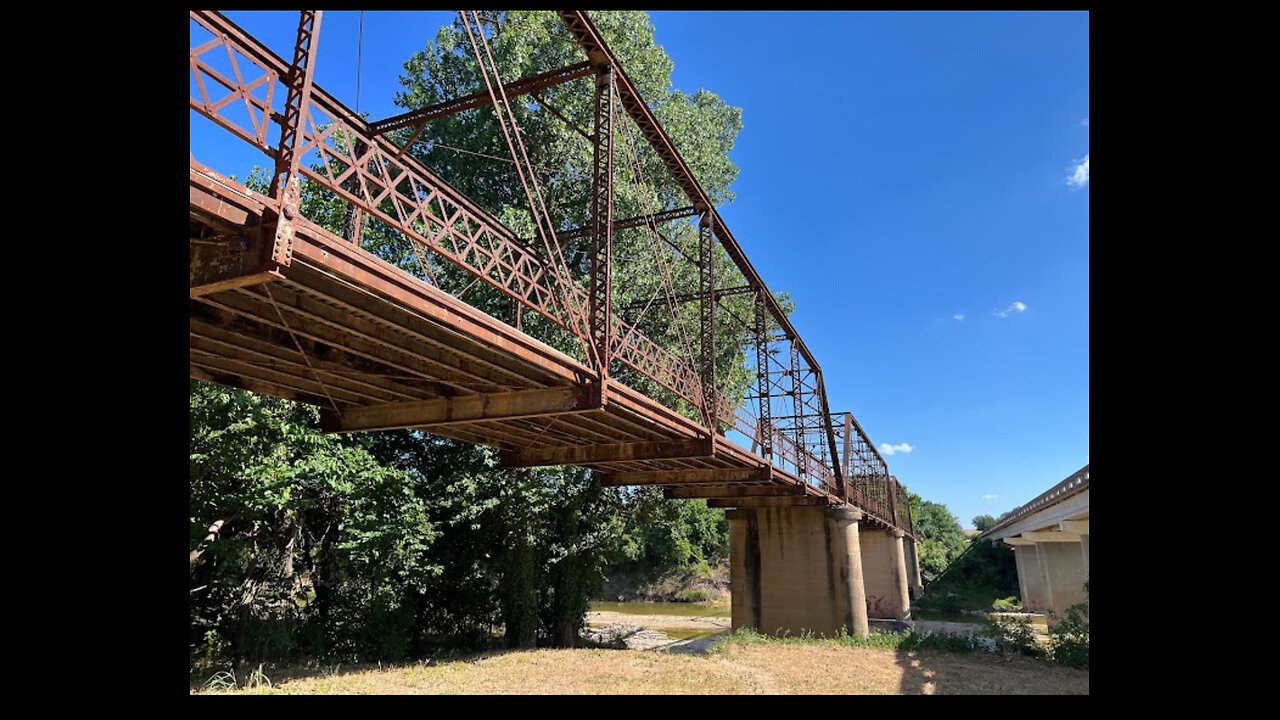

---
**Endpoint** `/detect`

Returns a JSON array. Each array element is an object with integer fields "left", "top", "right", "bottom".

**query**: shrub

[
  {"left": 981, "top": 614, "right": 1045, "bottom": 659},
  {"left": 991, "top": 596, "right": 1020, "bottom": 611},
  {"left": 1048, "top": 581, "right": 1089, "bottom": 668},
  {"left": 936, "top": 593, "right": 964, "bottom": 614},
  {"left": 673, "top": 588, "right": 717, "bottom": 603}
]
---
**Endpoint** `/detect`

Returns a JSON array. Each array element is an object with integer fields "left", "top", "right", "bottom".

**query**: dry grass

[{"left": 194, "top": 642, "right": 1088, "bottom": 695}]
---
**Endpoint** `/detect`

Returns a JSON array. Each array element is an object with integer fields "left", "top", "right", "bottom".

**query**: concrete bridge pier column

[
  {"left": 861, "top": 528, "right": 911, "bottom": 620},
  {"left": 1007, "top": 538, "right": 1050, "bottom": 612},
  {"left": 903, "top": 537, "right": 925, "bottom": 599},
  {"left": 1035, "top": 538, "right": 1088, "bottom": 614},
  {"left": 726, "top": 506, "right": 869, "bottom": 637}
]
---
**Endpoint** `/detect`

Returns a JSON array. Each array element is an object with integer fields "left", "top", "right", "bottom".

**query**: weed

[
  {"left": 981, "top": 615, "right": 1046, "bottom": 660},
  {"left": 246, "top": 663, "right": 274, "bottom": 689},
  {"left": 991, "top": 596, "right": 1020, "bottom": 611},
  {"left": 203, "top": 669, "right": 238, "bottom": 692}
]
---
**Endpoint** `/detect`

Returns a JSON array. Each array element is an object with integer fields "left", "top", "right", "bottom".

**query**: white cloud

[
  {"left": 992, "top": 301, "right": 1027, "bottom": 318},
  {"left": 879, "top": 442, "right": 915, "bottom": 456},
  {"left": 1080, "top": 118, "right": 1089, "bottom": 127},
  {"left": 953, "top": 313, "right": 964, "bottom": 321},
  {"left": 983, "top": 493, "right": 999, "bottom": 500},
  {"left": 1067, "top": 154, "right": 1089, "bottom": 187}
]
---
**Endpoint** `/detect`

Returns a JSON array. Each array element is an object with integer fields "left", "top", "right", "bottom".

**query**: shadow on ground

[{"left": 893, "top": 648, "right": 1088, "bottom": 695}]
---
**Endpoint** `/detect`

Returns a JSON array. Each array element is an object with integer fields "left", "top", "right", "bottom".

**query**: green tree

[
  {"left": 907, "top": 492, "right": 967, "bottom": 583},
  {"left": 972, "top": 514, "right": 998, "bottom": 532},
  {"left": 189, "top": 381, "right": 439, "bottom": 663},
  {"left": 613, "top": 487, "right": 729, "bottom": 572}
]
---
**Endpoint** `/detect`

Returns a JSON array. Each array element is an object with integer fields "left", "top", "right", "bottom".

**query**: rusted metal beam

[
  {"left": 706, "top": 497, "right": 829, "bottom": 509},
  {"left": 590, "top": 62, "right": 615, "bottom": 378},
  {"left": 599, "top": 467, "right": 770, "bottom": 487},
  {"left": 664, "top": 485, "right": 804, "bottom": 500},
  {"left": 842, "top": 413, "right": 853, "bottom": 479},
  {"left": 699, "top": 212, "right": 716, "bottom": 428},
  {"left": 267, "top": 10, "right": 322, "bottom": 266},
  {"left": 754, "top": 291, "right": 772, "bottom": 460},
  {"left": 322, "top": 384, "right": 601, "bottom": 433},
  {"left": 191, "top": 163, "right": 280, "bottom": 297},
  {"left": 817, "top": 375, "right": 845, "bottom": 498},
  {"left": 369, "top": 61, "right": 592, "bottom": 136},
  {"left": 500, "top": 436, "right": 712, "bottom": 468},
  {"left": 554, "top": 206, "right": 697, "bottom": 245},
  {"left": 190, "top": 233, "right": 280, "bottom": 298}
]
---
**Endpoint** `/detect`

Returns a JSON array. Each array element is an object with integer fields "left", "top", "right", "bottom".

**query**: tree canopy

[
  {"left": 908, "top": 492, "right": 968, "bottom": 583},
  {"left": 972, "top": 514, "right": 998, "bottom": 532}
]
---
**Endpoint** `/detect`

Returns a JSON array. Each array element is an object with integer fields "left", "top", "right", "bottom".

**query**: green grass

[
  {"left": 911, "top": 609, "right": 986, "bottom": 625},
  {"left": 916, "top": 584, "right": 1022, "bottom": 613},
  {"left": 712, "top": 627, "right": 987, "bottom": 655}
]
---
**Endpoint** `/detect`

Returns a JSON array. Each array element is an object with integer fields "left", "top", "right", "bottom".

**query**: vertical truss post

[
  {"left": 842, "top": 412, "right": 853, "bottom": 480},
  {"left": 590, "top": 62, "right": 615, "bottom": 378},
  {"left": 817, "top": 375, "right": 845, "bottom": 499},
  {"left": 888, "top": 476, "right": 900, "bottom": 529},
  {"left": 754, "top": 289, "right": 772, "bottom": 460},
  {"left": 699, "top": 211, "right": 717, "bottom": 429},
  {"left": 267, "top": 10, "right": 323, "bottom": 266},
  {"left": 790, "top": 341, "right": 804, "bottom": 480}
]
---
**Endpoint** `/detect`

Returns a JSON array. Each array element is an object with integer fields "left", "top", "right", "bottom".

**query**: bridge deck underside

[{"left": 189, "top": 165, "right": 840, "bottom": 507}]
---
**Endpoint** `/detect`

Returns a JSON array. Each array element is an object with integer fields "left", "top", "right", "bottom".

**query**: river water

[{"left": 586, "top": 600, "right": 730, "bottom": 649}]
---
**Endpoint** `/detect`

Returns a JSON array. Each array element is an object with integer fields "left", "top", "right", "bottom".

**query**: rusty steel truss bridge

[{"left": 189, "top": 10, "right": 914, "bottom": 537}]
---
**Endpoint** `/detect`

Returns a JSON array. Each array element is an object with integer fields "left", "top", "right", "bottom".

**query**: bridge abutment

[{"left": 726, "top": 506, "right": 869, "bottom": 637}]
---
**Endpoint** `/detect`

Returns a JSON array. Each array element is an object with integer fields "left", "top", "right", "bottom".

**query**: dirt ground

[{"left": 194, "top": 642, "right": 1088, "bottom": 695}]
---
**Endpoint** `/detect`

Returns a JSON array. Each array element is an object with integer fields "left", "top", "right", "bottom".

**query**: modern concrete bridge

[
  {"left": 981, "top": 465, "right": 1089, "bottom": 615},
  {"left": 189, "top": 9, "right": 922, "bottom": 638}
]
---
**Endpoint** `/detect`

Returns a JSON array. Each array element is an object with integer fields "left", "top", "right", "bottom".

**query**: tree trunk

[
  {"left": 547, "top": 473, "right": 602, "bottom": 648},
  {"left": 232, "top": 525, "right": 263, "bottom": 663},
  {"left": 312, "top": 517, "right": 336, "bottom": 631},
  {"left": 499, "top": 502, "right": 538, "bottom": 649},
  {"left": 190, "top": 516, "right": 234, "bottom": 569}
]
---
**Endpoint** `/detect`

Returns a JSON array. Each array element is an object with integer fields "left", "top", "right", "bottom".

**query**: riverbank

[
  {"left": 193, "top": 640, "right": 1088, "bottom": 694},
  {"left": 585, "top": 603, "right": 730, "bottom": 652},
  {"left": 598, "top": 564, "right": 730, "bottom": 603}
]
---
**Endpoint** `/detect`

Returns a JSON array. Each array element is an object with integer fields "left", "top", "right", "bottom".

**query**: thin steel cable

[
  {"left": 356, "top": 11, "right": 363, "bottom": 114},
  {"left": 467, "top": 12, "right": 586, "bottom": 318},
  {"left": 411, "top": 138, "right": 564, "bottom": 174},
  {"left": 263, "top": 283, "right": 344, "bottom": 418},
  {"left": 617, "top": 125, "right": 699, "bottom": 368},
  {"left": 458, "top": 12, "right": 594, "bottom": 363}
]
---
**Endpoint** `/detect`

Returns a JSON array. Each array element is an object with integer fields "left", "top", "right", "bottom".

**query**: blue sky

[{"left": 192, "top": 11, "right": 1089, "bottom": 529}]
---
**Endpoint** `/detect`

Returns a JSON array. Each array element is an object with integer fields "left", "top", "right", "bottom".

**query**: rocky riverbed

[{"left": 584, "top": 607, "right": 730, "bottom": 653}]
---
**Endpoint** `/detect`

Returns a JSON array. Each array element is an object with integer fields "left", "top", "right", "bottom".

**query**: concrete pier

[{"left": 727, "top": 506, "right": 870, "bottom": 637}]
